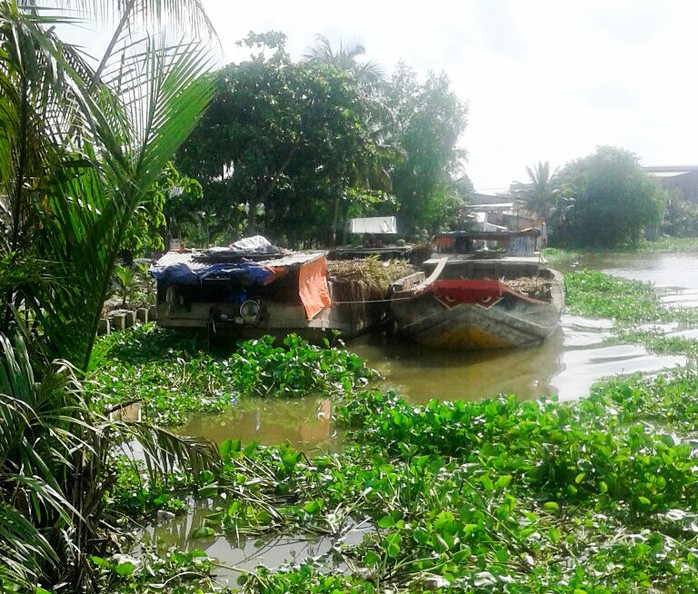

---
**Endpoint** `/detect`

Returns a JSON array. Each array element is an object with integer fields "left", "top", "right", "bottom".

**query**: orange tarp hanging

[{"left": 298, "top": 257, "right": 332, "bottom": 319}]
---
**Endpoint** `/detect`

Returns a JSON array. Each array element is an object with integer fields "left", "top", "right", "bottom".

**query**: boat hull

[{"left": 391, "top": 270, "right": 564, "bottom": 350}]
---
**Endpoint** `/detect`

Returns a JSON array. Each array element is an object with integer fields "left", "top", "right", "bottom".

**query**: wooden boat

[
  {"left": 389, "top": 229, "right": 564, "bottom": 350},
  {"left": 149, "top": 235, "right": 404, "bottom": 341}
]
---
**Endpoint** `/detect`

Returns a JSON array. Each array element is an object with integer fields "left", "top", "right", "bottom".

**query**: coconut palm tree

[
  {"left": 0, "top": 0, "right": 214, "bottom": 370},
  {"left": 0, "top": 1, "right": 219, "bottom": 590},
  {"left": 303, "top": 33, "right": 385, "bottom": 87},
  {"left": 513, "top": 161, "right": 557, "bottom": 219}
]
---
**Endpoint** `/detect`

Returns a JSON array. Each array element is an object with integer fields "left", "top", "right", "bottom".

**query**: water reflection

[
  {"left": 350, "top": 329, "right": 565, "bottom": 404},
  {"left": 574, "top": 252, "right": 698, "bottom": 293},
  {"left": 352, "top": 312, "right": 685, "bottom": 404},
  {"left": 179, "top": 397, "right": 339, "bottom": 452},
  {"left": 143, "top": 499, "right": 370, "bottom": 587}
]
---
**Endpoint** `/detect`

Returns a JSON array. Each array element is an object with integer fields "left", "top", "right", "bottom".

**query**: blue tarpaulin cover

[{"left": 150, "top": 258, "right": 277, "bottom": 286}]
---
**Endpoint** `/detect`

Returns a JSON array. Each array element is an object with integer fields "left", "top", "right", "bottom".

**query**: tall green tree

[
  {"left": 661, "top": 188, "right": 698, "bottom": 237},
  {"left": 302, "top": 34, "right": 393, "bottom": 244},
  {"left": 550, "top": 146, "right": 666, "bottom": 247},
  {"left": 380, "top": 64, "right": 468, "bottom": 237},
  {"left": 176, "top": 32, "right": 377, "bottom": 243}
]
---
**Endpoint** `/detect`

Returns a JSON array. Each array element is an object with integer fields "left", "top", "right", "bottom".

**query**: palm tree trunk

[{"left": 3, "top": 76, "right": 30, "bottom": 334}]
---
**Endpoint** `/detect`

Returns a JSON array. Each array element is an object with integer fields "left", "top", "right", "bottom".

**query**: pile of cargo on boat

[
  {"left": 505, "top": 275, "right": 553, "bottom": 301},
  {"left": 327, "top": 258, "right": 417, "bottom": 330}
]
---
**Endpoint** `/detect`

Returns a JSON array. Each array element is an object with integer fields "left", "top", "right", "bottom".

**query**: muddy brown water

[{"left": 154, "top": 251, "right": 696, "bottom": 578}]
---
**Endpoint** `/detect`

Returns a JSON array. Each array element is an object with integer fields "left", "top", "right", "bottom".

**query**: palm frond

[
  {"left": 117, "top": 421, "right": 218, "bottom": 477},
  {"left": 303, "top": 34, "right": 385, "bottom": 85},
  {"left": 62, "top": 0, "right": 217, "bottom": 38},
  {"left": 21, "top": 36, "right": 211, "bottom": 369},
  {"left": 1, "top": 2, "right": 219, "bottom": 590},
  {"left": 0, "top": 500, "right": 57, "bottom": 589}
]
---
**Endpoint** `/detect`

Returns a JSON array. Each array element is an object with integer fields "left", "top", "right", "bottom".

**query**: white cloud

[{"left": 195, "top": 0, "right": 698, "bottom": 191}]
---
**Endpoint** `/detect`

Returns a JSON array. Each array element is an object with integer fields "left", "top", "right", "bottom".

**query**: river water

[
  {"left": 161, "top": 251, "right": 698, "bottom": 581},
  {"left": 179, "top": 251, "right": 698, "bottom": 450}
]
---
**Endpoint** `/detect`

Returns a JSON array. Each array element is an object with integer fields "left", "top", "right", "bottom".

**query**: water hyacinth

[
  {"left": 104, "top": 374, "right": 698, "bottom": 593},
  {"left": 89, "top": 325, "right": 373, "bottom": 426}
]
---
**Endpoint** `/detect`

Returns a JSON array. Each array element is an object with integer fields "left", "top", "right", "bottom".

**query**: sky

[{"left": 198, "top": 0, "right": 698, "bottom": 194}]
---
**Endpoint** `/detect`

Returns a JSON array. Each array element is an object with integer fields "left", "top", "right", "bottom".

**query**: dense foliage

[
  {"left": 176, "top": 33, "right": 376, "bottom": 244},
  {"left": 0, "top": 1, "right": 220, "bottom": 591},
  {"left": 98, "top": 370, "right": 698, "bottom": 593},
  {"left": 122, "top": 162, "right": 205, "bottom": 254},
  {"left": 176, "top": 33, "right": 469, "bottom": 245},
  {"left": 549, "top": 147, "right": 666, "bottom": 248},
  {"left": 661, "top": 188, "right": 698, "bottom": 238}
]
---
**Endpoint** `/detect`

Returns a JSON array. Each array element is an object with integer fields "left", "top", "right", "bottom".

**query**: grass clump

[{"left": 635, "top": 236, "right": 698, "bottom": 253}]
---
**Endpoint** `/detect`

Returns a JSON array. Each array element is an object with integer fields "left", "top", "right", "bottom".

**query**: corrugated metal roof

[
  {"left": 468, "top": 202, "right": 514, "bottom": 209},
  {"left": 648, "top": 171, "right": 688, "bottom": 178},
  {"left": 154, "top": 251, "right": 195, "bottom": 268}
]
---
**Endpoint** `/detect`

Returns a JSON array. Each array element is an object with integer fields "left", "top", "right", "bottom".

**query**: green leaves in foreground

[
  {"left": 231, "top": 334, "right": 372, "bottom": 398},
  {"left": 92, "top": 548, "right": 220, "bottom": 594}
]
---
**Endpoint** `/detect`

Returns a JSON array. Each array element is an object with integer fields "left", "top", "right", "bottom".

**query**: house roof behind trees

[{"left": 644, "top": 166, "right": 698, "bottom": 202}]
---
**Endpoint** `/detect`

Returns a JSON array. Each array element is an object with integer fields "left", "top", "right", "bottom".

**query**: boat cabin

[
  {"left": 425, "top": 228, "right": 548, "bottom": 282},
  {"left": 149, "top": 236, "right": 389, "bottom": 339},
  {"left": 433, "top": 228, "right": 541, "bottom": 257}
]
